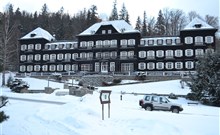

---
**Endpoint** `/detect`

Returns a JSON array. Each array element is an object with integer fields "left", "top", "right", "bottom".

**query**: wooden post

[
  {"left": 108, "top": 103, "right": 110, "bottom": 118},
  {"left": 102, "top": 104, "right": 104, "bottom": 120}
]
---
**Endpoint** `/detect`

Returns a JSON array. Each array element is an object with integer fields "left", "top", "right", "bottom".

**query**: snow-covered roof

[
  {"left": 20, "top": 27, "right": 55, "bottom": 41},
  {"left": 183, "top": 17, "right": 214, "bottom": 31},
  {"left": 79, "top": 20, "right": 139, "bottom": 35}
]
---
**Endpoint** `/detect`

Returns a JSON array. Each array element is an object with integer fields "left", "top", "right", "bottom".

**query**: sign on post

[{"left": 99, "top": 90, "right": 111, "bottom": 120}]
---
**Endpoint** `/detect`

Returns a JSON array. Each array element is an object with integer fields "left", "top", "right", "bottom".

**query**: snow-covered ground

[{"left": 0, "top": 74, "right": 219, "bottom": 135}]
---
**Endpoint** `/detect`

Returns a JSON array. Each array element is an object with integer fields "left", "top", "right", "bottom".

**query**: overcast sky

[{"left": 0, "top": 0, "right": 219, "bottom": 27}]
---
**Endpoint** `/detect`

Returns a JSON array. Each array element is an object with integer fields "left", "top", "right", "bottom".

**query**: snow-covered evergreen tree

[
  {"left": 154, "top": 10, "right": 165, "bottom": 36},
  {"left": 141, "top": 11, "right": 148, "bottom": 36},
  {"left": 0, "top": 96, "right": 9, "bottom": 123},
  {"left": 109, "top": 0, "right": 118, "bottom": 21},
  {"left": 189, "top": 51, "right": 220, "bottom": 105},
  {"left": 135, "top": 16, "right": 141, "bottom": 31}
]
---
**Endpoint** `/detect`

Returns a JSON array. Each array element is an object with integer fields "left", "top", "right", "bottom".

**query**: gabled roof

[
  {"left": 79, "top": 20, "right": 139, "bottom": 36},
  {"left": 20, "top": 27, "right": 55, "bottom": 41},
  {"left": 183, "top": 17, "right": 215, "bottom": 31}
]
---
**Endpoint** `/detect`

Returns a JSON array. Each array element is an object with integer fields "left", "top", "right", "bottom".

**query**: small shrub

[
  {"left": 113, "top": 78, "right": 122, "bottom": 84},
  {"left": 168, "top": 93, "right": 178, "bottom": 99}
]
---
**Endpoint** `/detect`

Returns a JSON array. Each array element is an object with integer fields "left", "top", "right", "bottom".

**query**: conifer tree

[
  {"left": 188, "top": 51, "right": 220, "bottom": 105},
  {"left": 135, "top": 16, "right": 141, "bottom": 31},
  {"left": 154, "top": 10, "right": 165, "bottom": 36},
  {"left": 109, "top": 0, "right": 118, "bottom": 21},
  {"left": 141, "top": 11, "right": 147, "bottom": 36}
]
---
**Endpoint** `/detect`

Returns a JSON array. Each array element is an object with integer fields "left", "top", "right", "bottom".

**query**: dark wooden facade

[{"left": 18, "top": 19, "right": 218, "bottom": 75}]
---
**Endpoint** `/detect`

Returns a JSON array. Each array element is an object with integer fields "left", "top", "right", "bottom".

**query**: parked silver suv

[{"left": 139, "top": 95, "right": 183, "bottom": 113}]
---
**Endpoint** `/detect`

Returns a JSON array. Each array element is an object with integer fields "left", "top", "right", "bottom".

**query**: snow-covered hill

[{"left": 1, "top": 76, "right": 219, "bottom": 135}]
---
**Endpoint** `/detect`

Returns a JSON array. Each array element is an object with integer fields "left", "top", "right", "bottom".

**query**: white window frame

[
  {"left": 165, "top": 50, "right": 173, "bottom": 58},
  {"left": 64, "top": 64, "right": 71, "bottom": 71},
  {"left": 175, "top": 62, "right": 183, "bottom": 69},
  {"left": 111, "top": 39, "right": 117, "bottom": 47},
  {"left": 20, "top": 55, "right": 26, "bottom": 61},
  {"left": 35, "top": 44, "right": 41, "bottom": 50},
  {"left": 205, "top": 36, "right": 214, "bottom": 44},
  {"left": 121, "top": 63, "right": 133, "bottom": 72},
  {"left": 27, "top": 55, "right": 33, "bottom": 61},
  {"left": 147, "top": 62, "right": 155, "bottom": 70},
  {"left": 102, "top": 30, "right": 106, "bottom": 34},
  {"left": 120, "top": 51, "right": 127, "bottom": 59},
  {"left": 72, "top": 53, "right": 78, "bottom": 60},
  {"left": 42, "top": 65, "right": 48, "bottom": 71},
  {"left": 49, "top": 65, "right": 56, "bottom": 71},
  {"left": 147, "top": 50, "right": 155, "bottom": 59},
  {"left": 138, "top": 62, "right": 146, "bottom": 70},
  {"left": 120, "top": 39, "right": 127, "bottom": 46},
  {"left": 175, "top": 50, "right": 183, "bottom": 57},
  {"left": 108, "top": 30, "right": 112, "bottom": 34},
  {"left": 57, "top": 64, "right": 63, "bottom": 71},
  {"left": 21, "top": 44, "right": 27, "bottom": 51},
  {"left": 20, "top": 65, "right": 26, "bottom": 72},
  {"left": 195, "top": 49, "right": 204, "bottom": 57},
  {"left": 185, "top": 61, "right": 194, "bottom": 69},
  {"left": 156, "top": 62, "right": 164, "bottom": 69},
  {"left": 27, "top": 65, "right": 33, "bottom": 72},
  {"left": 128, "top": 51, "right": 134, "bottom": 58},
  {"left": 165, "top": 62, "right": 173, "bottom": 69},
  {"left": 184, "top": 36, "right": 193, "bottom": 44},
  {"left": 110, "top": 62, "right": 115, "bottom": 72},
  {"left": 50, "top": 54, "right": 56, "bottom": 61},
  {"left": 72, "top": 64, "right": 78, "bottom": 71},
  {"left": 43, "top": 54, "right": 49, "bottom": 61},
  {"left": 195, "top": 36, "right": 203, "bottom": 45},
  {"left": 80, "top": 41, "right": 86, "bottom": 47},
  {"left": 139, "top": 51, "right": 146, "bottom": 58},
  {"left": 185, "top": 49, "right": 193, "bottom": 57},
  {"left": 156, "top": 50, "right": 164, "bottom": 57},
  {"left": 34, "top": 54, "right": 41, "bottom": 61},
  {"left": 110, "top": 51, "right": 117, "bottom": 58},
  {"left": 128, "top": 39, "right": 135, "bottom": 46},
  {"left": 28, "top": 44, "right": 34, "bottom": 50},
  {"left": 34, "top": 65, "right": 41, "bottom": 71},
  {"left": 95, "top": 62, "right": 100, "bottom": 72},
  {"left": 65, "top": 53, "right": 71, "bottom": 61},
  {"left": 57, "top": 53, "right": 63, "bottom": 60}
]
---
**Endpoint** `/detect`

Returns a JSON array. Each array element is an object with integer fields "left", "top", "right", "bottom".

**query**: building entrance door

[{"left": 101, "top": 62, "right": 108, "bottom": 73}]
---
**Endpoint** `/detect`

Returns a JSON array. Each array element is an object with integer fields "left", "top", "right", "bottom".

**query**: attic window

[
  {"left": 30, "top": 33, "right": 36, "bottom": 37},
  {"left": 194, "top": 24, "right": 202, "bottom": 28}
]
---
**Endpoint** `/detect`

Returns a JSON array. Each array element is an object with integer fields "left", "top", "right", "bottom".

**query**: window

[
  {"left": 35, "top": 44, "right": 41, "bottom": 50},
  {"left": 44, "top": 44, "right": 50, "bottom": 50},
  {"left": 147, "top": 51, "right": 155, "bottom": 59},
  {"left": 34, "top": 65, "right": 41, "bottom": 71},
  {"left": 87, "top": 52, "right": 93, "bottom": 59},
  {"left": 120, "top": 51, "right": 127, "bottom": 59},
  {"left": 175, "top": 38, "right": 181, "bottom": 44},
  {"left": 96, "top": 40, "right": 102, "bottom": 47},
  {"left": 21, "top": 44, "right": 27, "bottom": 51},
  {"left": 80, "top": 41, "right": 86, "bottom": 47},
  {"left": 140, "top": 40, "right": 145, "bottom": 45},
  {"left": 108, "top": 30, "right": 112, "bottom": 34},
  {"left": 50, "top": 54, "right": 56, "bottom": 61},
  {"left": 110, "top": 62, "right": 115, "bottom": 72},
  {"left": 102, "top": 30, "right": 106, "bottom": 34},
  {"left": 111, "top": 40, "right": 117, "bottom": 47},
  {"left": 195, "top": 36, "right": 203, "bottom": 45},
  {"left": 72, "top": 64, "right": 78, "bottom": 71},
  {"left": 34, "top": 54, "right": 41, "bottom": 61},
  {"left": 103, "top": 40, "right": 110, "bottom": 46},
  {"left": 120, "top": 39, "right": 127, "bottom": 46},
  {"left": 27, "top": 65, "right": 33, "bottom": 72},
  {"left": 96, "top": 52, "right": 102, "bottom": 59},
  {"left": 144, "top": 96, "right": 150, "bottom": 101},
  {"left": 147, "top": 62, "right": 155, "bottom": 70},
  {"left": 95, "top": 62, "right": 100, "bottom": 72},
  {"left": 57, "top": 54, "right": 63, "bottom": 60},
  {"left": 43, "top": 54, "right": 49, "bottom": 61},
  {"left": 81, "top": 64, "right": 92, "bottom": 71},
  {"left": 72, "top": 53, "right": 78, "bottom": 60},
  {"left": 110, "top": 51, "right": 117, "bottom": 58},
  {"left": 139, "top": 51, "right": 146, "bottom": 58},
  {"left": 148, "top": 40, "right": 154, "bottom": 45},
  {"left": 157, "top": 39, "right": 163, "bottom": 45},
  {"left": 64, "top": 64, "right": 71, "bottom": 71},
  {"left": 185, "top": 61, "right": 194, "bottom": 69},
  {"left": 175, "top": 62, "right": 183, "bottom": 69},
  {"left": 205, "top": 36, "right": 214, "bottom": 44},
  {"left": 66, "top": 43, "right": 72, "bottom": 49},
  {"left": 166, "top": 39, "right": 172, "bottom": 45},
  {"left": 165, "top": 50, "right": 173, "bottom": 58},
  {"left": 152, "top": 96, "right": 158, "bottom": 102},
  {"left": 42, "top": 65, "right": 48, "bottom": 71},
  {"left": 20, "top": 65, "right": 26, "bottom": 72},
  {"left": 51, "top": 44, "right": 56, "bottom": 50},
  {"left": 73, "top": 43, "right": 78, "bottom": 48},
  {"left": 58, "top": 44, "right": 64, "bottom": 49},
  {"left": 128, "top": 51, "right": 134, "bottom": 58},
  {"left": 57, "top": 64, "right": 63, "bottom": 71},
  {"left": 102, "top": 52, "right": 109, "bottom": 59},
  {"left": 27, "top": 55, "right": 33, "bottom": 61},
  {"left": 128, "top": 39, "right": 135, "bottom": 45},
  {"left": 50, "top": 65, "right": 56, "bottom": 71},
  {"left": 195, "top": 49, "right": 204, "bottom": 57},
  {"left": 20, "top": 55, "right": 26, "bottom": 61},
  {"left": 65, "top": 53, "right": 71, "bottom": 61},
  {"left": 28, "top": 44, "right": 34, "bottom": 50},
  {"left": 156, "top": 50, "right": 164, "bottom": 57},
  {"left": 185, "top": 37, "right": 193, "bottom": 44},
  {"left": 121, "top": 63, "right": 133, "bottom": 72},
  {"left": 88, "top": 41, "right": 94, "bottom": 48},
  {"left": 175, "top": 50, "right": 183, "bottom": 57},
  {"left": 138, "top": 62, "right": 146, "bottom": 70},
  {"left": 185, "top": 49, "right": 193, "bottom": 57},
  {"left": 166, "top": 62, "right": 173, "bottom": 69},
  {"left": 80, "top": 52, "right": 87, "bottom": 59},
  {"left": 156, "top": 62, "right": 164, "bottom": 69}
]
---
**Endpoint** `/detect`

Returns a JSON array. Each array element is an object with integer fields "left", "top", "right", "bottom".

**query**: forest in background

[{"left": 0, "top": 1, "right": 219, "bottom": 72}]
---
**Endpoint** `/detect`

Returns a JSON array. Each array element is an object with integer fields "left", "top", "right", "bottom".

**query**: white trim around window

[
  {"left": 147, "top": 62, "right": 155, "bottom": 70},
  {"left": 139, "top": 51, "right": 146, "bottom": 58},
  {"left": 138, "top": 62, "right": 146, "bottom": 70},
  {"left": 185, "top": 49, "right": 193, "bottom": 57},
  {"left": 156, "top": 62, "right": 164, "bottom": 69},
  {"left": 185, "top": 61, "right": 194, "bottom": 69}
]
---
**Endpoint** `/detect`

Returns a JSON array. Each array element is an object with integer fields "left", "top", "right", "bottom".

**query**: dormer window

[
  {"left": 102, "top": 30, "right": 106, "bottom": 34},
  {"left": 108, "top": 30, "right": 112, "bottom": 34},
  {"left": 30, "top": 33, "right": 36, "bottom": 37},
  {"left": 194, "top": 24, "right": 202, "bottom": 28}
]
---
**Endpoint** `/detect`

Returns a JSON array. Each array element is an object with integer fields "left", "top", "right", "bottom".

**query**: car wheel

[
  {"left": 145, "top": 106, "right": 152, "bottom": 111},
  {"left": 172, "top": 108, "right": 179, "bottom": 113}
]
